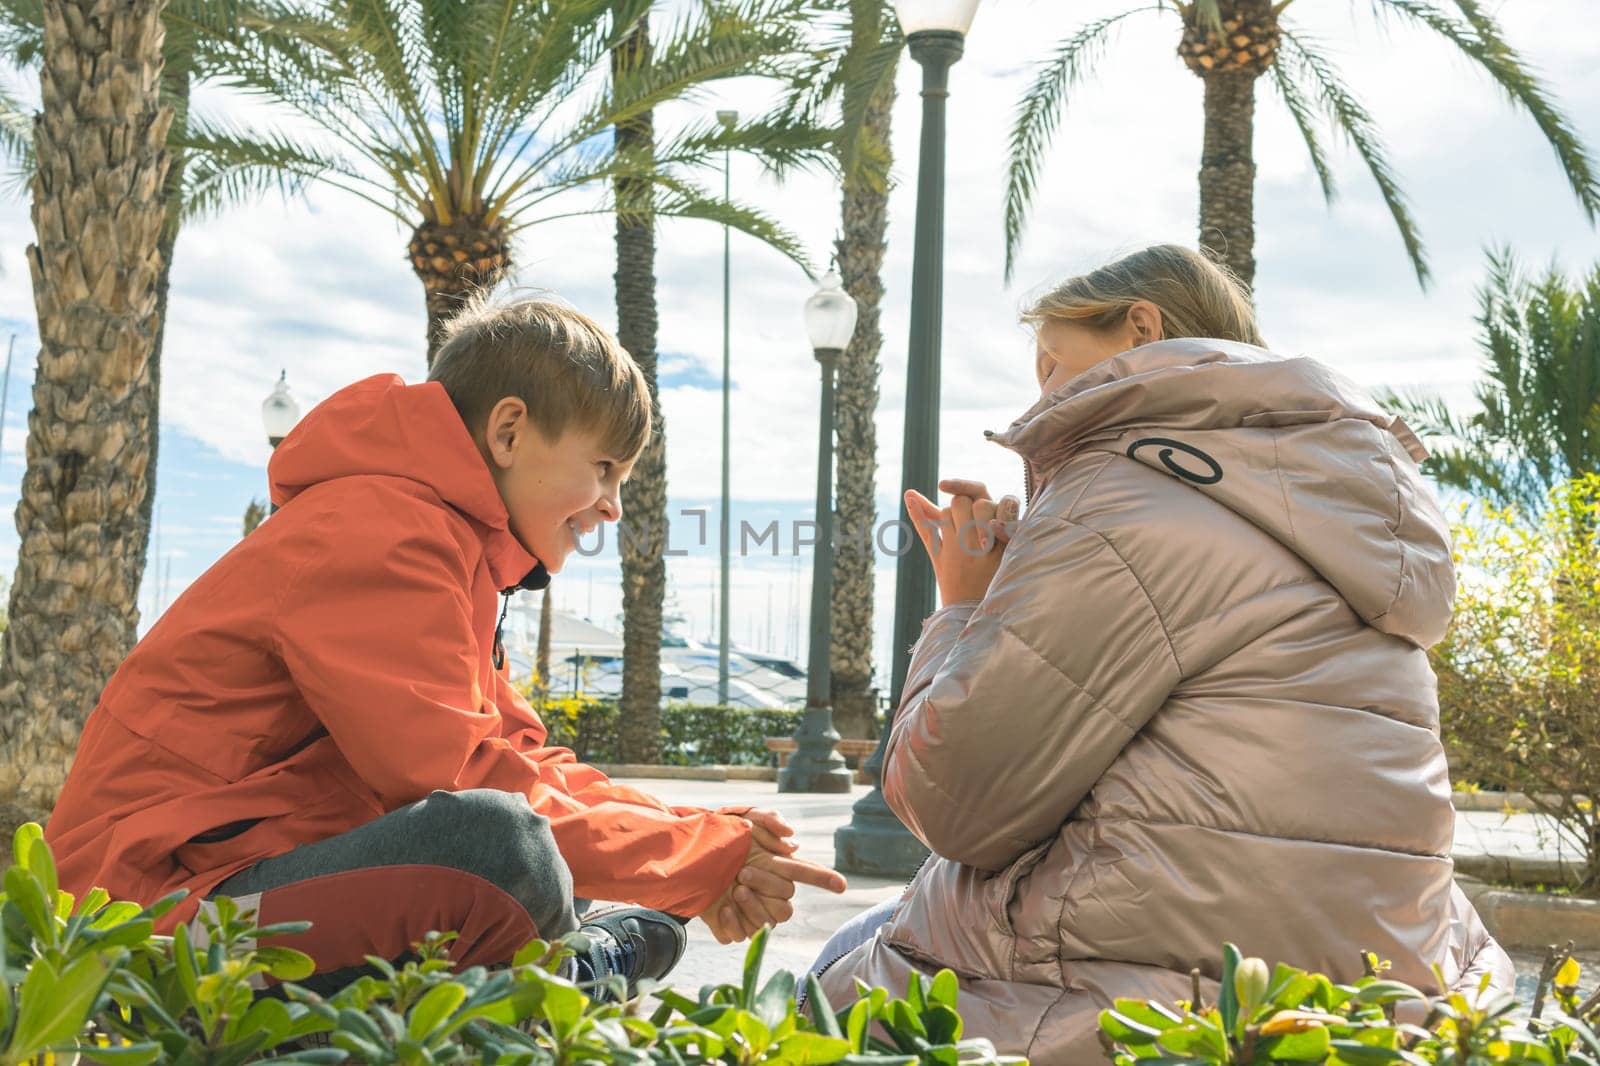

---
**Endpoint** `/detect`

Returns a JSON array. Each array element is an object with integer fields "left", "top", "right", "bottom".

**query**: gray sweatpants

[{"left": 208, "top": 789, "right": 581, "bottom": 990}]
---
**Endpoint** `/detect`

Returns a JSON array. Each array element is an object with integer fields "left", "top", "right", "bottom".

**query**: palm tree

[
  {"left": 613, "top": 11, "right": 667, "bottom": 764},
  {"left": 0, "top": 1, "right": 342, "bottom": 827},
  {"left": 535, "top": 585, "right": 552, "bottom": 706},
  {"left": 197, "top": 0, "right": 821, "bottom": 364},
  {"left": 0, "top": 0, "right": 174, "bottom": 827},
  {"left": 1003, "top": 0, "right": 1600, "bottom": 290},
  {"left": 777, "top": 0, "right": 900, "bottom": 740},
  {"left": 602, "top": 1, "right": 833, "bottom": 761},
  {"left": 1384, "top": 250, "right": 1600, "bottom": 518}
]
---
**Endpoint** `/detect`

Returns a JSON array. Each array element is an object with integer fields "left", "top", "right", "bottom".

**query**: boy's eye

[{"left": 597, "top": 461, "right": 613, "bottom": 476}]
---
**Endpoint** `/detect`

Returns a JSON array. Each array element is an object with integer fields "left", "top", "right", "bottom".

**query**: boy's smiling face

[{"left": 480, "top": 397, "right": 631, "bottom": 574}]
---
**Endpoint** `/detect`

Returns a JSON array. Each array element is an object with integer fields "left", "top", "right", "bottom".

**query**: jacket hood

[
  {"left": 269, "top": 373, "right": 541, "bottom": 591},
  {"left": 988, "top": 338, "right": 1454, "bottom": 647}
]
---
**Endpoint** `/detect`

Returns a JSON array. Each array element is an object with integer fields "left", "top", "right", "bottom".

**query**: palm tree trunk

[
  {"left": 410, "top": 213, "right": 511, "bottom": 366},
  {"left": 0, "top": 0, "right": 173, "bottom": 826},
  {"left": 1197, "top": 68, "right": 1259, "bottom": 289},
  {"left": 829, "top": 71, "right": 895, "bottom": 741},
  {"left": 614, "top": 12, "right": 664, "bottom": 764},
  {"left": 132, "top": 65, "right": 190, "bottom": 606},
  {"left": 535, "top": 584, "right": 552, "bottom": 706}
]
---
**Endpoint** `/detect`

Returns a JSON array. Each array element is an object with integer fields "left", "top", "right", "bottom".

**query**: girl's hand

[{"left": 904, "top": 480, "right": 1020, "bottom": 606}]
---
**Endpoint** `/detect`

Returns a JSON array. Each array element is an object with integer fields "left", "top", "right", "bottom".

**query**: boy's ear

[{"left": 482, "top": 396, "right": 528, "bottom": 469}]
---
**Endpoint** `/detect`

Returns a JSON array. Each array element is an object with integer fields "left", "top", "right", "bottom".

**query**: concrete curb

[
  {"left": 1458, "top": 877, "right": 1600, "bottom": 951},
  {"left": 1453, "top": 790, "right": 1545, "bottom": 813},
  {"left": 1454, "top": 852, "right": 1584, "bottom": 889},
  {"left": 593, "top": 763, "right": 777, "bottom": 782}
]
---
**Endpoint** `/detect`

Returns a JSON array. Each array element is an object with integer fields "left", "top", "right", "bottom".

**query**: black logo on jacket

[{"left": 1126, "top": 437, "right": 1223, "bottom": 485}]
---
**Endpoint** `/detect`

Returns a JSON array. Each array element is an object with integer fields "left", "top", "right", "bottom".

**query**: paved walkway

[{"left": 612, "top": 777, "right": 1596, "bottom": 1002}]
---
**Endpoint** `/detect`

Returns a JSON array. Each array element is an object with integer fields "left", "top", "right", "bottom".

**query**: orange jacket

[{"left": 46, "top": 374, "right": 750, "bottom": 927}]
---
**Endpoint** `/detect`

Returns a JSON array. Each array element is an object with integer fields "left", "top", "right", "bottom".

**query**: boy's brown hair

[{"left": 429, "top": 295, "right": 653, "bottom": 463}]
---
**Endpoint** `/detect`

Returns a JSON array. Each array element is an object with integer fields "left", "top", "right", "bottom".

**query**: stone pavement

[{"left": 610, "top": 777, "right": 1599, "bottom": 1002}]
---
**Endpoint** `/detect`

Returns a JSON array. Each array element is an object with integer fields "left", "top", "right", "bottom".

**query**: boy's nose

[{"left": 596, "top": 494, "right": 622, "bottom": 522}]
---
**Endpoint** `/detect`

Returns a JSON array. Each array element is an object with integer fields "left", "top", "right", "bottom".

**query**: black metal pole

[
  {"left": 779, "top": 348, "right": 852, "bottom": 792},
  {"left": 834, "top": 29, "right": 963, "bottom": 875},
  {"left": 267, "top": 436, "right": 283, "bottom": 514}
]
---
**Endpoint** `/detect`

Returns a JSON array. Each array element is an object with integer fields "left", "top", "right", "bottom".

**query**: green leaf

[
  {"left": 11, "top": 822, "right": 42, "bottom": 870},
  {"left": 75, "top": 887, "right": 112, "bottom": 920},
  {"left": 83, "top": 919, "right": 156, "bottom": 949},
  {"left": 1352, "top": 980, "right": 1426, "bottom": 1006},
  {"left": 4, "top": 865, "right": 55, "bottom": 944},
  {"left": 1099, "top": 1008, "right": 1162, "bottom": 1046},
  {"left": 928, "top": 970, "right": 959, "bottom": 1010},
  {"left": 734, "top": 1008, "right": 773, "bottom": 1054},
  {"left": 772, "top": 1031, "right": 852, "bottom": 1063},
  {"left": 21, "top": 830, "right": 58, "bottom": 904},
  {"left": 741, "top": 925, "right": 770, "bottom": 1008},
  {"left": 407, "top": 981, "right": 468, "bottom": 1041},
  {"left": 1327, "top": 1040, "right": 1428, "bottom": 1064},
  {"left": 804, "top": 976, "right": 841, "bottom": 1038},
  {"left": 846, "top": 999, "right": 871, "bottom": 1050},
  {"left": 256, "top": 946, "right": 317, "bottom": 982},
  {"left": 79, "top": 1040, "right": 165, "bottom": 1065},
  {"left": 540, "top": 980, "right": 586, "bottom": 1037},
  {"left": 235, "top": 996, "right": 293, "bottom": 1048},
  {"left": 172, "top": 922, "right": 200, "bottom": 1003},
  {"left": 1260, "top": 1027, "right": 1333, "bottom": 1061},
  {"left": 923, "top": 1004, "right": 962, "bottom": 1045},
  {"left": 754, "top": 969, "right": 795, "bottom": 1032},
  {"left": 10, "top": 953, "right": 114, "bottom": 1058},
  {"left": 1218, "top": 942, "right": 1241, "bottom": 1035}
]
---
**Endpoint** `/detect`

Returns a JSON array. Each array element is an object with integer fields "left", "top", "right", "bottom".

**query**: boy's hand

[
  {"left": 720, "top": 807, "right": 799, "bottom": 856},
  {"left": 698, "top": 844, "right": 848, "bottom": 943}
]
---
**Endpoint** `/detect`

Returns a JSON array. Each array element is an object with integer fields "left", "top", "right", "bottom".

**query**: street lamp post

[
  {"left": 835, "top": 0, "right": 980, "bottom": 874},
  {"left": 261, "top": 370, "right": 301, "bottom": 514},
  {"left": 717, "top": 108, "right": 737, "bottom": 707},
  {"left": 780, "top": 271, "right": 858, "bottom": 794}
]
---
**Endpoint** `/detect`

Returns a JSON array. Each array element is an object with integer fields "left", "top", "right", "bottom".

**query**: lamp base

[
  {"left": 834, "top": 790, "right": 930, "bottom": 877},
  {"left": 777, "top": 763, "right": 853, "bottom": 793}
]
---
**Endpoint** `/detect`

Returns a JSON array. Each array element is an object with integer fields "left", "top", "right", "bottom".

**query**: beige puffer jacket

[{"left": 817, "top": 340, "right": 1513, "bottom": 1062}]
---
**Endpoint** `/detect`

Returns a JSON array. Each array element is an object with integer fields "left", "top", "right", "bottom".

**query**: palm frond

[
  {"left": 834, "top": 23, "right": 900, "bottom": 188},
  {"left": 1386, "top": 248, "right": 1600, "bottom": 514},
  {"left": 0, "top": 0, "right": 41, "bottom": 65},
  {"left": 178, "top": 113, "right": 393, "bottom": 222},
  {"left": 1004, "top": 8, "right": 1157, "bottom": 282},
  {"left": 0, "top": 80, "right": 31, "bottom": 199},
  {"left": 651, "top": 111, "right": 837, "bottom": 182},
  {"left": 645, "top": 172, "right": 811, "bottom": 274},
  {"left": 1375, "top": 0, "right": 1600, "bottom": 222},
  {"left": 1265, "top": 45, "right": 1335, "bottom": 205},
  {"left": 1277, "top": 26, "right": 1429, "bottom": 288}
]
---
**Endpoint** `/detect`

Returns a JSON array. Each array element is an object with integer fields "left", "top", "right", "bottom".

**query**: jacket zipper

[{"left": 806, "top": 853, "right": 932, "bottom": 995}]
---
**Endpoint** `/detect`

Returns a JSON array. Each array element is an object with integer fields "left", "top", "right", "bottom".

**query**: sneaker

[{"left": 572, "top": 907, "right": 687, "bottom": 997}]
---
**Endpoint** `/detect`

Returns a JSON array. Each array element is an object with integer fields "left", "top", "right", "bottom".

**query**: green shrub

[
  {"left": 1433, "top": 475, "right": 1600, "bottom": 892},
  {"left": 1099, "top": 942, "right": 1600, "bottom": 1064},
  {"left": 0, "top": 822, "right": 1021, "bottom": 1064},
  {"left": 536, "top": 696, "right": 802, "bottom": 767}
]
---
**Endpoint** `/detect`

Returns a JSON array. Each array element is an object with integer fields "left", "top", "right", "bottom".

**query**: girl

[{"left": 814, "top": 245, "right": 1512, "bottom": 1061}]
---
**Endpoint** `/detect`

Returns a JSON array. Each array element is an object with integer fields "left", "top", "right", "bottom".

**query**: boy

[{"left": 46, "top": 298, "right": 846, "bottom": 992}]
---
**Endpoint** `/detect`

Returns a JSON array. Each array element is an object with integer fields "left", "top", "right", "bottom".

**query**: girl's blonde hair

[{"left": 1023, "top": 244, "right": 1264, "bottom": 347}]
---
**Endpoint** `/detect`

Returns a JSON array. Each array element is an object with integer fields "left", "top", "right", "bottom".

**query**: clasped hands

[
  {"left": 904, "top": 479, "right": 1022, "bottom": 607},
  {"left": 698, "top": 808, "right": 848, "bottom": 944}
]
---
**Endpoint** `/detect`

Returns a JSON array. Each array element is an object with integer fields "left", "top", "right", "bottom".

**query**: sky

[{"left": 0, "top": 0, "right": 1594, "bottom": 689}]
